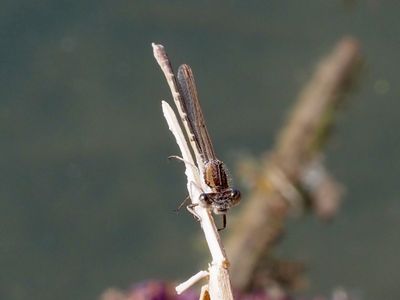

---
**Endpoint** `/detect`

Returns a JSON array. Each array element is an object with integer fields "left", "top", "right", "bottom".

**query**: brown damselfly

[{"left": 155, "top": 46, "right": 241, "bottom": 230}]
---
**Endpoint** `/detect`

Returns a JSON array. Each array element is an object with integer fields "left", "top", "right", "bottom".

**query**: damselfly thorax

[{"left": 200, "top": 159, "right": 240, "bottom": 215}]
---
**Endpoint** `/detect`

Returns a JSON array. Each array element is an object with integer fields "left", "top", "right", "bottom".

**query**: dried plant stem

[
  {"left": 155, "top": 44, "right": 233, "bottom": 300},
  {"left": 175, "top": 270, "right": 209, "bottom": 295}
]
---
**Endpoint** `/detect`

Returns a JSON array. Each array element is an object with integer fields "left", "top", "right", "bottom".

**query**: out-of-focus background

[{"left": 1, "top": 1, "right": 399, "bottom": 299}]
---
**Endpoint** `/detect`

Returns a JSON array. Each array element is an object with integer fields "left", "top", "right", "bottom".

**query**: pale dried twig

[
  {"left": 155, "top": 44, "right": 234, "bottom": 300},
  {"left": 175, "top": 270, "right": 209, "bottom": 295}
]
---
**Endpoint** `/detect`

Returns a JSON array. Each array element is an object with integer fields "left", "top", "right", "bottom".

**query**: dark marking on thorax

[{"left": 204, "top": 159, "right": 229, "bottom": 191}]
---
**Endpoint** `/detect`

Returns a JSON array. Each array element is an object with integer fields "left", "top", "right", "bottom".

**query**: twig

[
  {"left": 155, "top": 44, "right": 234, "bottom": 300},
  {"left": 176, "top": 270, "right": 209, "bottom": 295},
  {"left": 199, "top": 285, "right": 211, "bottom": 300},
  {"left": 226, "top": 37, "right": 362, "bottom": 290}
]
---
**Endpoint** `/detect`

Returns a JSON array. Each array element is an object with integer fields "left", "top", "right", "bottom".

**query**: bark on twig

[{"left": 226, "top": 37, "right": 362, "bottom": 291}]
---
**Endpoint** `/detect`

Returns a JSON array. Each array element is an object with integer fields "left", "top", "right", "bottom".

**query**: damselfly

[{"left": 155, "top": 46, "right": 241, "bottom": 230}]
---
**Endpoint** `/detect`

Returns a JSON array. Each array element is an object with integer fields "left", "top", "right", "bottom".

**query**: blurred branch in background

[{"left": 226, "top": 36, "right": 362, "bottom": 293}]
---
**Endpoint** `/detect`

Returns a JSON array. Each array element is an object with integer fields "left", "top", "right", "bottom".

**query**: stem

[{"left": 155, "top": 44, "right": 234, "bottom": 300}]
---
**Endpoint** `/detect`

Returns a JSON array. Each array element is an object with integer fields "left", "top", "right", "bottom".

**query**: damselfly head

[{"left": 199, "top": 188, "right": 241, "bottom": 215}]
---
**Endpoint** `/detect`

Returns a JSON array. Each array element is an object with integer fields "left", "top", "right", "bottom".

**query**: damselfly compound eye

[
  {"left": 230, "top": 189, "right": 241, "bottom": 200},
  {"left": 199, "top": 193, "right": 211, "bottom": 205}
]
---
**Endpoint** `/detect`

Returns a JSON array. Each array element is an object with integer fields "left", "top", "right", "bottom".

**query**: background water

[{"left": 1, "top": 1, "right": 399, "bottom": 299}]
